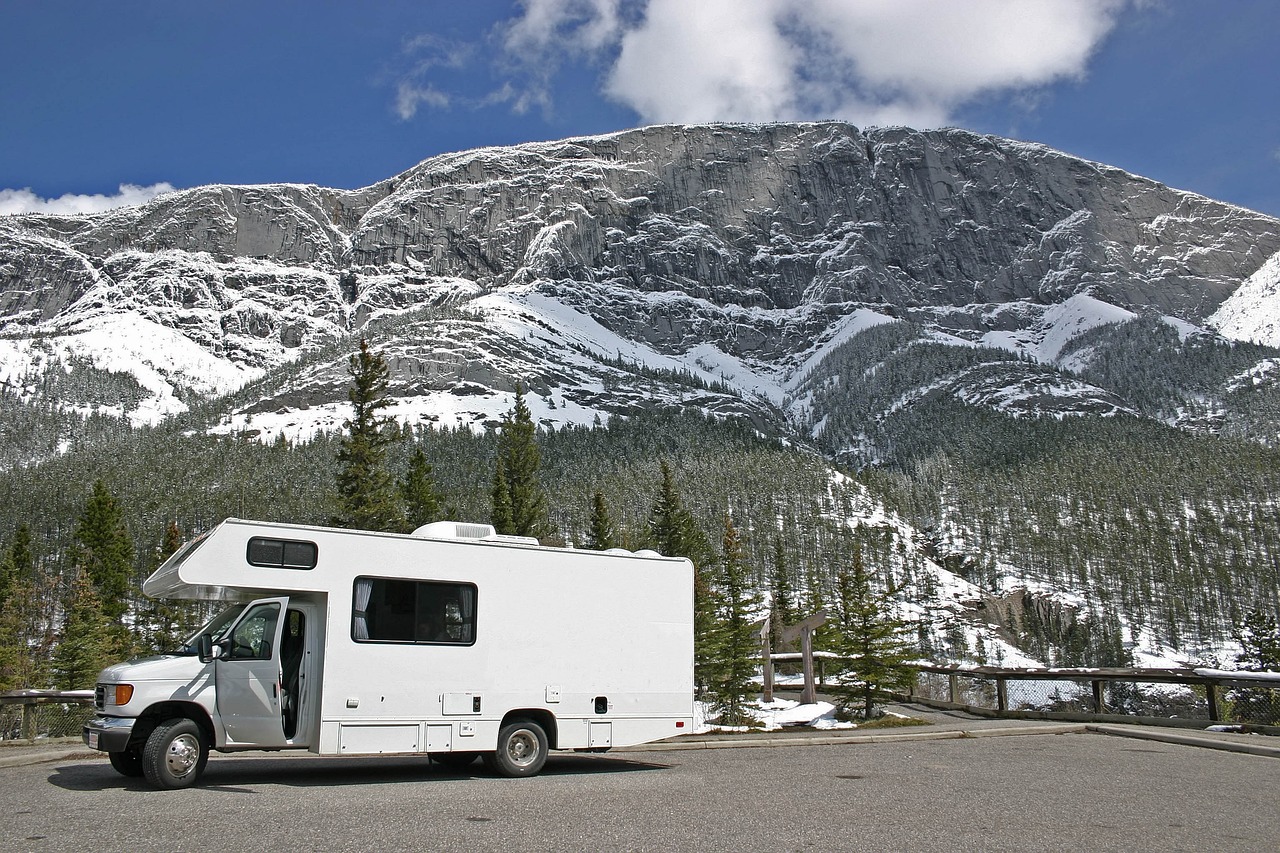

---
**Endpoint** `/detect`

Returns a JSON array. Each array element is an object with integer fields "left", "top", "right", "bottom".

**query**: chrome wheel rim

[
  {"left": 505, "top": 729, "right": 538, "bottom": 767},
  {"left": 165, "top": 733, "right": 200, "bottom": 778}
]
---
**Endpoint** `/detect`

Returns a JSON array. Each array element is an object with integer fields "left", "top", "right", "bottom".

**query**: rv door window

[
  {"left": 352, "top": 577, "right": 476, "bottom": 645},
  {"left": 228, "top": 602, "right": 281, "bottom": 660}
]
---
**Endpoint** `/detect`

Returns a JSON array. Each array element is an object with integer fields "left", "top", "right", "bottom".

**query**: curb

[
  {"left": 619, "top": 724, "right": 1087, "bottom": 752},
  {"left": 0, "top": 748, "right": 96, "bottom": 770},
  {"left": 1086, "top": 724, "right": 1280, "bottom": 759}
]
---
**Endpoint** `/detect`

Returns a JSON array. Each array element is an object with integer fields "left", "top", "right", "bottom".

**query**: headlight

[{"left": 104, "top": 684, "right": 134, "bottom": 706}]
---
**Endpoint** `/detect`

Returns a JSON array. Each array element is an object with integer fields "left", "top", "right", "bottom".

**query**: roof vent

[{"left": 413, "top": 522, "right": 496, "bottom": 540}]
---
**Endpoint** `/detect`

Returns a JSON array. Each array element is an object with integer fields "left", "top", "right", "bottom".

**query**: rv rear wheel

[
  {"left": 108, "top": 747, "right": 144, "bottom": 777},
  {"left": 485, "top": 719, "right": 548, "bottom": 777},
  {"left": 142, "top": 718, "right": 209, "bottom": 789}
]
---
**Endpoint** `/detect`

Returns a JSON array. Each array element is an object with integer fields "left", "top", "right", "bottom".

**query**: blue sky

[{"left": 1, "top": 0, "right": 1277, "bottom": 217}]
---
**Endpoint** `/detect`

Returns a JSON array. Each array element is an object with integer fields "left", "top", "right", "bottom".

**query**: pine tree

[
  {"left": 0, "top": 523, "right": 32, "bottom": 608},
  {"left": 400, "top": 448, "right": 444, "bottom": 532},
  {"left": 585, "top": 491, "right": 616, "bottom": 551},
  {"left": 829, "top": 543, "right": 916, "bottom": 717},
  {"left": 334, "top": 339, "right": 404, "bottom": 531},
  {"left": 709, "top": 513, "right": 763, "bottom": 725},
  {"left": 647, "top": 461, "right": 718, "bottom": 691},
  {"left": 1230, "top": 607, "right": 1280, "bottom": 724},
  {"left": 52, "top": 570, "right": 116, "bottom": 690},
  {"left": 491, "top": 383, "right": 549, "bottom": 538},
  {"left": 768, "top": 535, "right": 799, "bottom": 649},
  {"left": 136, "top": 521, "right": 199, "bottom": 655},
  {"left": 72, "top": 479, "right": 136, "bottom": 621},
  {"left": 490, "top": 458, "right": 514, "bottom": 535}
]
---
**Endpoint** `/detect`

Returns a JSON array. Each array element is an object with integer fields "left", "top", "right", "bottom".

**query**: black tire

[
  {"left": 430, "top": 751, "right": 479, "bottom": 770},
  {"left": 108, "top": 747, "right": 144, "bottom": 777},
  {"left": 484, "top": 720, "right": 549, "bottom": 778},
  {"left": 142, "top": 718, "right": 209, "bottom": 789}
]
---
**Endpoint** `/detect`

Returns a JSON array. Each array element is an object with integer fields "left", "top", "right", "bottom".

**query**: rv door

[{"left": 216, "top": 596, "right": 290, "bottom": 747}]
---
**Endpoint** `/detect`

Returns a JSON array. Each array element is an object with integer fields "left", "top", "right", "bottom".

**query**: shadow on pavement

[{"left": 47, "top": 752, "right": 672, "bottom": 792}]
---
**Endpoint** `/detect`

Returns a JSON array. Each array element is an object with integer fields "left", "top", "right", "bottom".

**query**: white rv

[{"left": 83, "top": 518, "right": 695, "bottom": 788}]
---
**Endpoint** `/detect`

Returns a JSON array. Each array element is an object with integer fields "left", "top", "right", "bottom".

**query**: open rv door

[{"left": 215, "top": 596, "right": 290, "bottom": 747}]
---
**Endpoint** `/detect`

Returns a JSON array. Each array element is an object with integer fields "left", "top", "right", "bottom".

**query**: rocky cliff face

[{"left": 1, "top": 122, "right": 1278, "bottom": 443}]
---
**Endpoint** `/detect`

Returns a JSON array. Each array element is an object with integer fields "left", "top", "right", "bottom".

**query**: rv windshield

[{"left": 178, "top": 603, "right": 249, "bottom": 655}]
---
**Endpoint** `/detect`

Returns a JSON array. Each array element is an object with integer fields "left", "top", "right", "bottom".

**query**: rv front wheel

[
  {"left": 486, "top": 720, "right": 548, "bottom": 777},
  {"left": 142, "top": 718, "right": 209, "bottom": 789}
]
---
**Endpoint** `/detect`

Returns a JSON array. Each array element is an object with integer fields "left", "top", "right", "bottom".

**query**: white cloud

[
  {"left": 488, "top": 0, "right": 1129, "bottom": 128},
  {"left": 0, "top": 182, "right": 176, "bottom": 216},
  {"left": 396, "top": 82, "right": 451, "bottom": 120}
]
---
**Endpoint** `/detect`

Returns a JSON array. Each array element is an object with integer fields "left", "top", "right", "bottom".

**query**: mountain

[
  {"left": 3, "top": 122, "right": 1280, "bottom": 669},
  {"left": 3, "top": 122, "right": 1278, "bottom": 442}
]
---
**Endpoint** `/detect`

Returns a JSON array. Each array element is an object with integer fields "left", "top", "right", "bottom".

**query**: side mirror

[{"left": 197, "top": 635, "right": 224, "bottom": 664}]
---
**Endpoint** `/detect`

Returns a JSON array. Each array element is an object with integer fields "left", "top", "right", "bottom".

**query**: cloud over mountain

[{"left": 479, "top": 0, "right": 1128, "bottom": 127}]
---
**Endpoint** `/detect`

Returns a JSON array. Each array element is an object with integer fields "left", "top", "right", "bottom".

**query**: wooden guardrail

[
  {"left": 905, "top": 664, "right": 1280, "bottom": 732},
  {"left": 0, "top": 690, "right": 95, "bottom": 742}
]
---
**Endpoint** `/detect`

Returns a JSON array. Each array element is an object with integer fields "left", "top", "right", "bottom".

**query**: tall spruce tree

[
  {"left": 768, "top": 535, "right": 799, "bottom": 650},
  {"left": 1230, "top": 608, "right": 1280, "bottom": 723},
  {"left": 0, "top": 523, "right": 32, "bottom": 608},
  {"left": 709, "top": 513, "right": 763, "bottom": 725},
  {"left": 400, "top": 447, "right": 445, "bottom": 532},
  {"left": 491, "top": 383, "right": 548, "bottom": 538},
  {"left": 0, "top": 525, "right": 47, "bottom": 690},
  {"left": 52, "top": 570, "right": 115, "bottom": 689},
  {"left": 585, "top": 491, "right": 616, "bottom": 551},
  {"left": 72, "top": 479, "right": 135, "bottom": 622},
  {"left": 334, "top": 339, "right": 404, "bottom": 531},
  {"left": 647, "top": 461, "right": 718, "bottom": 691},
  {"left": 136, "top": 521, "right": 199, "bottom": 654},
  {"left": 829, "top": 542, "right": 916, "bottom": 717}
]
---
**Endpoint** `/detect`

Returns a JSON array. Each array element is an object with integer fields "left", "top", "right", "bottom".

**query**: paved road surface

[{"left": 3, "top": 729, "right": 1278, "bottom": 852}]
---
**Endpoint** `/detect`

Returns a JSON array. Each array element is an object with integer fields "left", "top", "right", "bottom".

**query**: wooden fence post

[
  {"left": 1092, "top": 680, "right": 1107, "bottom": 714},
  {"left": 1205, "top": 682, "right": 1220, "bottom": 722},
  {"left": 22, "top": 701, "right": 36, "bottom": 741},
  {"left": 948, "top": 673, "right": 960, "bottom": 704},
  {"left": 996, "top": 678, "right": 1008, "bottom": 713}
]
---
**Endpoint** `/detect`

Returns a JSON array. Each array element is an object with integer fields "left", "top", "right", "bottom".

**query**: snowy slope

[{"left": 1209, "top": 249, "right": 1280, "bottom": 346}]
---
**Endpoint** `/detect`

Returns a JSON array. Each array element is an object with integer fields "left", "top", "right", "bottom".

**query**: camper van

[{"left": 83, "top": 518, "right": 695, "bottom": 789}]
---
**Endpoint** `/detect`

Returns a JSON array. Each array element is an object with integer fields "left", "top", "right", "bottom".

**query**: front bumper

[{"left": 83, "top": 716, "right": 136, "bottom": 753}]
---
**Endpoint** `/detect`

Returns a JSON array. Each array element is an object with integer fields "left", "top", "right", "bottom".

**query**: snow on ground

[
  {"left": 982, "top": 293, "right": 1136, "bottom": 364},
  {"left": 0, "top": 312, "right": 255, "bottom": 426},
  {"left": 784, "top": 307, "right": 897, "bottom": 393},
  {"left": 211, "top": 385, "right": 609, "bottom": 445},
  {"left": 695, "top": 698, "right": 852, "bottom": 733},
  {"left": 1210, "top": 248, "right": 1280, "bottom": 346}
]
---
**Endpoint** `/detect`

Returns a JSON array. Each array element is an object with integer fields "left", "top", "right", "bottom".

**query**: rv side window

[
  {"left": 352, "top": 577, "right": 476, "bottom": 645},
  {"left": 247, "top": 537, "right": 318, "bottom": 570}
]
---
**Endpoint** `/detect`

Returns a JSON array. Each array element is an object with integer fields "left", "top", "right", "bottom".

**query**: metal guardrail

[
  {"left": 0, "top": 691, "right": 96, "bottom": 743},
  {"left": 906, "top": 665, "right": 1280, "bottom": 732}
]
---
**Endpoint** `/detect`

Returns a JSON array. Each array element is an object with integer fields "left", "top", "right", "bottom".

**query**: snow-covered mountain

[{"left": 2, "top": 122, "right": 1279, "bottom": 448}]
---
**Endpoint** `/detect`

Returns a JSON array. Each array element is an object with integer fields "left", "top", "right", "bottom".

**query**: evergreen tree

[
  {"left": 584, "top": 491, "right": 616, "bottom": 551},
  {"left": 491, "top": 383, "right": 549, "bottom": 538},
  {"left": 400, "top": 448, "right": 444, "bottom": 532},
  {"left": 0, "top": 523, "right": 33, "bottom": 607},
  {"left": 490, "top": 458, "right": 514, "bottom": 535},
  {"left": 647, "top": 461, "right": 718, "bottom": 691},
  {"left": 709, "top": 513, "right": 763, "bottom": 725},
  {"left": 768, "top": 535, "right": 799, "bottom": 649},
  {"left": 52, "top": 570, "right": 115, "bottom": 690},
  {"left": 136, "top": 521, "right": 200, "bottom": 655},
  {"left": 72, "top": 479, "right": 135, "bottom": 621},
  {"left": 1230, "top": 607, "right": 1280, "bottom": 724},
  {"left": 334, "top": 340, "right": 404, "bottom": 531},
  {"left": 829, "top": 543, "right": 916, "bottom": 717}
]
